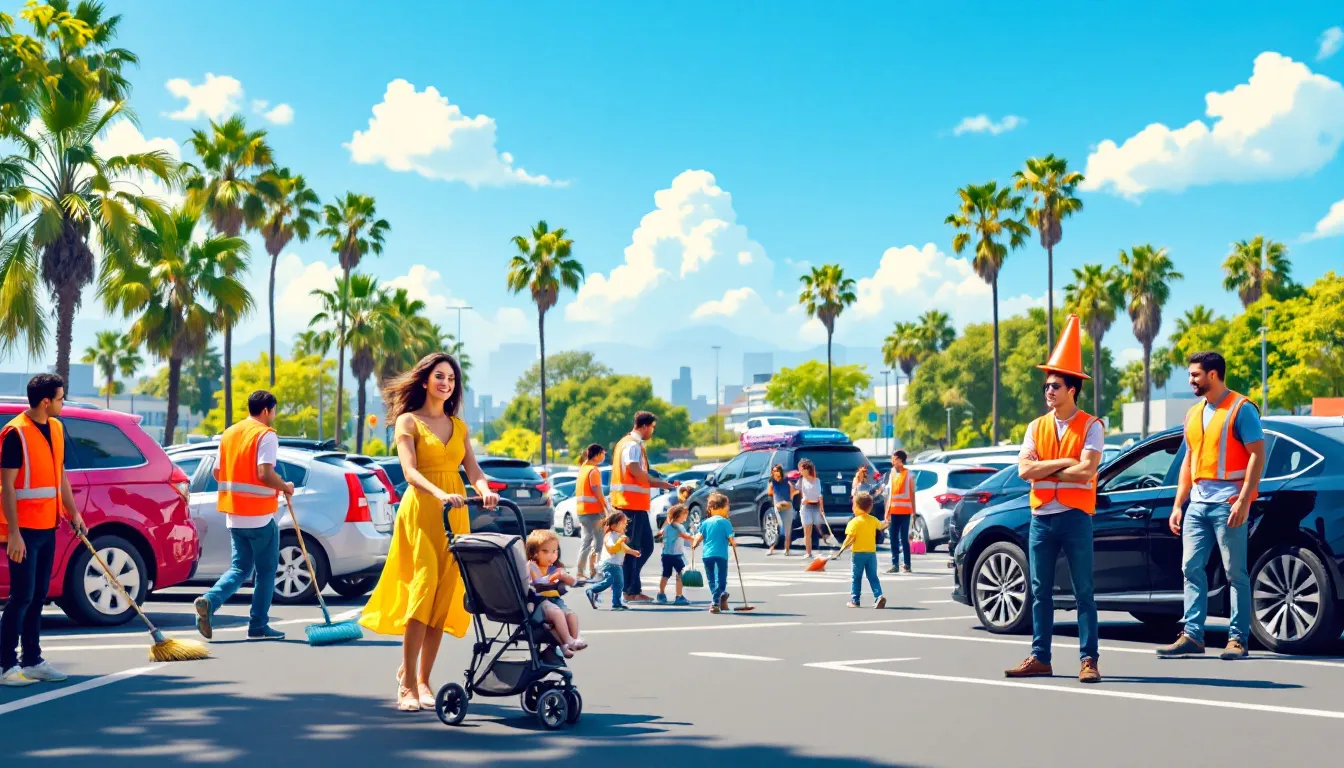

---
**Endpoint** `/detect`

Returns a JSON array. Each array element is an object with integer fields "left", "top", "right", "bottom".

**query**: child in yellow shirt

[{"left": 832, "top": 492, "right": 889, "bottom": 609}]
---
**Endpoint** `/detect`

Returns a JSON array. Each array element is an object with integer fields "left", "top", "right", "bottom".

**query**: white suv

[{"left": 902, "top": 462, "right": 998, "bottom": 551}]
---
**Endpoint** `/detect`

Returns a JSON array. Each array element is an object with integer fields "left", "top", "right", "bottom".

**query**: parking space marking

[
  {"left": 42, "top": 609, "right": 363, "bottom": 644},
  {"left": 689, "top": 652, "right": 782, "bottom": 661},
  {"left": 0, "top": 666, "right": 158, "bottom": 716},
  {"left": 582, "top": 614, "right": 975, "bottom": 636},
  {"left": 778, "top": 591, "right": 851, "bottom": 597},
  {"left": 804, "top": 658, "right": 1344, "bottom": 720}
]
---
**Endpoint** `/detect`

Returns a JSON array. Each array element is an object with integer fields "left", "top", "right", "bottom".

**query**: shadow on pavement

[{"left": 1100, "top": 675, "right": 1301, "bottom": 690}]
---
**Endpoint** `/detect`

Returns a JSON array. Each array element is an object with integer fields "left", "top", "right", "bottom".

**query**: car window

[
  {"left": 379, "top": 460, "right": 405, "bottom": 487},
  {"left": 1315, "top": 425, "right": 1344, "bottom": 444},
  {"left": 277, "top": 461, "right": 309, "bottom": 488},
  {"left": 746, "top": 419, "right": 761, "bottom": 429},
  {"left": 794, "top": 448, "right": 867, "bottom": 474},
  {"left": 914, "top": 470, "right": 938, "bottom": 491},
  {"left": 948, "top": 469, "right": 997, "bottom": 490},
  {"left": 172, "top": 456, "right": 204, "bottom": 484},
  {"left": 1004, "top": 471, "right": 1031, "bottom": 491},
  {"left": 716, "top": 454, "right": 749, "bottom": 483},
  {"left": 64, "top": 418, "right": 147, "bottom": 470},
  {"left": 740, "top": 451, "right": 771, "bottom": 478},
  {"left": 1100, "top": 437, "right": 1181, "bottom": 493},
  {"left": 479, "top": 461, "right": 543, "bottom": 482},
  {"left": 1262, "top": 435, "right": 1320, "bottom": 479}
]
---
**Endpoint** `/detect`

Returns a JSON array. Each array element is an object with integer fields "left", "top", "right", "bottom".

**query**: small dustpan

[{"left": 681, "top": 537, "right": 704, "bottom": 589}]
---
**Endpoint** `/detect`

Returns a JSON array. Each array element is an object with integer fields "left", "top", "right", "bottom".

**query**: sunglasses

[{"left": 1042, "top": 382, "right": 1065, "bottom": 392}]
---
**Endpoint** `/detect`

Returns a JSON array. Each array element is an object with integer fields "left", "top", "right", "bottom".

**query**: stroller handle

[{"left": 444, "top": 496, "right": 527, "bottom": 541}]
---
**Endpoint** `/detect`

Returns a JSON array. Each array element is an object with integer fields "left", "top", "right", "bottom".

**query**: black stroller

[{"left": 433, "top": 498, "right": 582, "bottom": 730}]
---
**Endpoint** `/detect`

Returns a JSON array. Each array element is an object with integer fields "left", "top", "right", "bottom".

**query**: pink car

[{"left": 0, "top": 400, "right": 199, "bottom": 626}]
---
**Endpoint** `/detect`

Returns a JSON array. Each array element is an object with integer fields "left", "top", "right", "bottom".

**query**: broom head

[
  {"left": 306, "top": 619, "right": 363, "bottom": 646},
  {"left": 148, "top": 632, "right": 209, "bottom": 662},
  {"left": 732, "top": 604, "right": 755, "bottom": 612},
  {"left": 805, "top": 556, "right": 828, "bottom": 572},
  {"left": 681, "top": 568, "right": 704, "bottom": 588}
]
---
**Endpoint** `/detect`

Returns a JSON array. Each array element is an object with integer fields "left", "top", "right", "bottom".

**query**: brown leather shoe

[
  {"left": 1156, "top": 633, "right": 1206, "bottom": 657},
  {"left": 1079, "top": 657, "right": 1101, "bottom": 683},
  {"left": 1004, "top": 656, "right": 1052, "bottom": 678},
  {"left": 1219, "top": 638, "right": 1248, "bottom": 660}
]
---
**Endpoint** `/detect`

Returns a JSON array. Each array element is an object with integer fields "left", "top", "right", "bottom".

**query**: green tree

[
  {"left": 185, "top": 115, "right": 271, "bottom": 238},
  {"left": 1013, "top": 154, "right": 1085, "bottom": 351},
  {"left": 840, "top": 397, "right": 881, "bottom": 441},
  {"left": 200, "top": 353, "right": 345, "bottom": 439},
  {"left": 1167, "top": 305, "right": 1220, "bottom": 368},
  {"left": 918, "top": 310, "right": 956, "bottom": 355},
  {"left": 489, "top": 427, "right": 541, "bottom": 462},
  {"left": 214, "top": 235, "right": 251, "bottom": 427},
  {"left": 310, "top": 273, "right": 394, "bottom": 453},
  {"left": 882, "top": 321, "right": 922, "bottom": 383},
  {"left": 946, "top": 181, "right": 1030, "bottom": 443},
  {"left": 514, "top": 350, "right": 611, "bottom": 398},
  {"left": 1223, "top": 236, "right": 1292, "bottom": 309},
  {"left": 765, "top": 361, "right": 870, "bottom": 427},
  {"left": 317, "top": 192, "right": 389, "bottom": 446},
  {"left": 798, "top": 264, "right": 858, "bottom": 427},
  {"left": 560, "top": 376, "right": 690, "bottom": 457},
  {"left": 508, "top": 220, "right": 583, "bottom": 465},
  {"left": 1120, "top": 244, "right": 1183, "bottom": 438},
  {"left": 257, "top": 167, "right": 319, "bottom": 386},
  {"left": 689, "top": 414, "right": 725, "bottom": 447},
  {"left": 140, "top": 347, "right": 223, "bottom": 417},
  {"left": 1065, "top": 263, "right": 1124, "bottom": 415},
  {"left": 374, "top": 286, "right": 433, "bottom": 384},
  {"left": 80, "top": 329, "right": 139, "bottom": 406}
]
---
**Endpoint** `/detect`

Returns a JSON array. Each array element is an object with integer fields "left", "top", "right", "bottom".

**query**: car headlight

[{"left": 960, "top": 516, "right": 984, "bottom": 539}]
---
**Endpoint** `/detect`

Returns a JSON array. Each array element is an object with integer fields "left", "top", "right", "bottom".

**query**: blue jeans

[
  {"left": 704, "top": 557, "right": 729, "bottom": 603},
  {"left": 202, "top": 521, "right": 279, "bottom": 634},
  {"left": 1180, "top": 501, "right": 1250, "bottom": 644},
  {"left": 851, "top": 551, "right": 882, "bottom": 604},
  {"left": 587, "top": 561, "right": 625, "bottom": 607},
  {"left": 1028, "top": 510, "right": 1098, "bottom": 664},
  {"left": 888, "top": 515, "right": 912, "bottom": 568},
  {"left": 1, "top": 527, "right": 56, "bottom": 670}
]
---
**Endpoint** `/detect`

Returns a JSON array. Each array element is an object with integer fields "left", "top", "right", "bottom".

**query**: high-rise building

[
  {"left": 671, "top": 366, "right": 692, "bottom": 409},
  {"left": 742, "top": 352, "right": 774, "bottom": 385}
]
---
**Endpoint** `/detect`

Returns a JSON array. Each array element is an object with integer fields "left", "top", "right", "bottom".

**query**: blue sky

[{"left": 8, "top": 2, "right": 1343, "bottom": 399}]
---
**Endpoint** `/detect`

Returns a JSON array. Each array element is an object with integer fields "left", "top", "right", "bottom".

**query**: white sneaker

[
  {"left": 2, "top": 666, "right": 37, "bottom": 686},
  {"left": 21, "top": 661, "right": 67, "bottom": 682}
]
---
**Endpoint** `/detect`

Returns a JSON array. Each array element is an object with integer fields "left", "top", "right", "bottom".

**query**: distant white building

[
  {"left": 1123, "top": 398, "right": 1198, "bottom": 434},
  {"left": 105, "top": 393, "right": 196, "bottom": 445}
]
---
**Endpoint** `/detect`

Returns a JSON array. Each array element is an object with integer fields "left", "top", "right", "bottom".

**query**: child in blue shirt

[
  {"left": 693, "top": 492, "right": 735, "bottom": 613},
  {"left": 658, "top": 504, "right": 696, "bottom": 605}
]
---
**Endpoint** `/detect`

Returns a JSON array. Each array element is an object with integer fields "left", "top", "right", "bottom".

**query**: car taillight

[
  {"left": 345, "top": 473, "right": 371, "bottom": 523},
  {"left": 170, "top": 465, "right": 191, "bottom": 502},
  {"left": 487, "top": 480, "right": 508, "bottom": 491},
  {"left": 535, "top": 482, "right": 550, "bottom": 494},
  {"left": 973, "top": 492, "right": 993, "bottom": 504},
  {"left": 372, "top": 466, "right": 400, "bottom": 504},
  {"left": 935, "top": 493, "right": 963, "bottom": 506}
]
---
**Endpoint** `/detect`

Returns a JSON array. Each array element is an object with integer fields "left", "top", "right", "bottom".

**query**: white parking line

[
  {"left": 582, "top": 614, "right": 975, "bottom": 636},
  {"left": 778, "top": 592, "right": 851, "bottom": 597},
  {"left": 689, "top": 652, "right": 782, "bottom": 661},
  {"left": 42, "top": 609, "right": 363, "bottom": 644},
  {"left": 804, "top": 658, "right": 1344, "bottom": 720},
  {"left": 0, "top": 666, "right": 158, "bottom": 716}
]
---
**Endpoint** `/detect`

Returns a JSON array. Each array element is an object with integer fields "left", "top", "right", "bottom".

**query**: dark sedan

[
  {"left": 946, "top": 465, "right": 1030, "bottom": 552},
  {"left": 951, "top": 417, "right": 1344, "bottom": 655}
]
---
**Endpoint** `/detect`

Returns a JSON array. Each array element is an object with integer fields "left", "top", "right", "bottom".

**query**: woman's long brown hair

[{"left": 382, "top": 352, "right": 464, "bottom": 421}]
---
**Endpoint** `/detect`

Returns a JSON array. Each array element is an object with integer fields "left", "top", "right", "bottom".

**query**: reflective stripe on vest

[
  {"left": 610, "top": 435, "right": 651, "bottom": 511},
  {"left": 1027, "top": 411, "right": 1099, "bottom": 515},
  {"left": 217, "top": 480, "right": 277, "bottom": 497},
  {"left": 1185, "top": 392, "right": 1255, "bottom": 483},
  {"left": 217, "top": 418, "right": 279, "bottom": 517},
  {"left": 575, "top": 465, "right": 605, "bottom": 515},
  {"left": 887, "top": 469, "right": 915, "bottom": 513},
  {"left": 0, "top": 413, "right": 65, "bottom": 537}
]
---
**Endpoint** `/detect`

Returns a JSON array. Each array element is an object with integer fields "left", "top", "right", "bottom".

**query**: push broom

[
  {"left": 287, "top": 496, "right": 363, "bottom": 646},
  {"left": 69, "top": 521, "right": 208, "bottom": 662},
  {"left": 729, "top": 543, "right": 754, "bottom": 612},
  {"left": 681, "top": 532, "right": 704, "bottom": 589},
  {"left": 804, "top": 509, "right": 842, "bottom": 573}
]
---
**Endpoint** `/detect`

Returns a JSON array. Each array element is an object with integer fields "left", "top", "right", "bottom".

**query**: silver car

[{"left": 168, "top": 446, "right": 393, "bottom": 603}]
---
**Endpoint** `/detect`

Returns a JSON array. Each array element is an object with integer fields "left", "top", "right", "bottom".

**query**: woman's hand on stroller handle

[{"left": 440, "top": 493, "right": 467, "bottom": 508}]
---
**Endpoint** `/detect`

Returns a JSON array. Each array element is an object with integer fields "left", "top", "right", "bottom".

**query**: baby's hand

[{"left": 628, "top": 548, "right": 641, "bottom": 558}]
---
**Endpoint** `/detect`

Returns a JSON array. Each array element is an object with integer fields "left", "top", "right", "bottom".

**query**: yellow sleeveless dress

[{"left": 359, "top": 415, "right": 471, "bottom": 638}]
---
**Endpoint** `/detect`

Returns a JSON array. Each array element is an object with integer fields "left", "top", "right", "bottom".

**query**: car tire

[
  {"left": 329, "top": 574, "right": 378, "bottom": 599},
  {"left": 1249, "top": 545, "right": 1341, "bottom": 655},
  {"left": 760, "top": 504, "right": 780, "bottom": 550},
  {"left": 687, "top": 505, "right": 704, "bottom": 535},
  {"left": 58, "top": 533, "right": 149, "bottom": 627},
  {"left": 273, "top": 533, "right": 329, "bottom": 605},
  {"left": 971, "top": 541, "right": 1032, "bottom": 635},
  {"left": 562, "top": 513, "right": 577, "bottom": 539},
  {"left": 911, "top": 515, "right": 932, "bottom": 552}
]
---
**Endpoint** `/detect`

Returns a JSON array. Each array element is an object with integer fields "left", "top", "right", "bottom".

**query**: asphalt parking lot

[{"left": 3, "top": 536, "right": 1343, "bottom": 767}]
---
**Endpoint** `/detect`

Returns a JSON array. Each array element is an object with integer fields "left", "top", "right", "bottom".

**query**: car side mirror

[
  {"left": 705, "top": 475, "right": 718, "bottom": 487},
  {"left": 1095, "top": 494, "right": 1111, "bottom": 510}
]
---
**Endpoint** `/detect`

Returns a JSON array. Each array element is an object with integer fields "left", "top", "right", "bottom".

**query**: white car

[
  {"left": 170, "top": 446, "right": 393, "bottom": 603},
  {"left": 903, "top": 462, "right": 999, "bottom": 551},
  {"left": 733, "top": 415, "right": 809, "bottom": 436},
  {"left": 553, "top": 494, "right": 581, "bottom": 537}
]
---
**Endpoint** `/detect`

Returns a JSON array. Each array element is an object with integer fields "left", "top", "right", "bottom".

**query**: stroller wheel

[
  {"left": 435, "top": 683, "right": 468, "bottom": 726},
  {"left": 536, "top": 689, "right": 568, "bottom": 730},
  {"left": 564, "top": 688, "right": 583, "bottom": 724},
  {"left": 521, "top": 682, "right": 543, "bottom": 714}
]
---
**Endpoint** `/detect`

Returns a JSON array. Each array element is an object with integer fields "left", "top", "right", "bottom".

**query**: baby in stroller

[{"left": 525, "top": 530, "right": 587, "bottom": 657}]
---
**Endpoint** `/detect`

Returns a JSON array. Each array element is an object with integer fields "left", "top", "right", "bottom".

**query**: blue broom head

[
  {"left": 306, "top": 619, "right": 363, "bottom": 646},
  {"left": 680, "top": 569, "right": 704, "bottom": 588}
]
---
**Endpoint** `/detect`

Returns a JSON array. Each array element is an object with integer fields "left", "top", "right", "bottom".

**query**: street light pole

[
  {"left": 449, "top": 304, "right": 472, "bottom": 352},
  {"left": 880, "top": 369, "right": 891, "bottom": 455},
  {"left": 945, "top": 406, "right": 953, "bottom": 447},
  {"left": 712, "top": 345, "right": 721, "bottom": 444}
]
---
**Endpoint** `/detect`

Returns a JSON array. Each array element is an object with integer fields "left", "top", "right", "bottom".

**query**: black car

[
  {"left": 454, "top": 457, "right": 556, "bottom": 534},
  {"left": 684, "top": 433, "right": 878, "bottom": 549},
  {"left": 951, "top": 416, "right": 1344, "bottom": 654},
  {"left": 946, "top": 465, "right": 1031, "bottom": 552}
]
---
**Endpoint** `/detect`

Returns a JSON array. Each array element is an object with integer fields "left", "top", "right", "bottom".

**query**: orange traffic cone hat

[{"left": 1038, "top": 314, "right": 1090, "bottom": 380}]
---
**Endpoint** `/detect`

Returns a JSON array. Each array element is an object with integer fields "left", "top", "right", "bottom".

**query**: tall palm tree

[
  {"left": 293, "top": 328, "right": 333, "bottom": 440},
  {"left": 102, "top": 207, "right": 248, "bottom": 444},
  {"left": 946, "top": 181, "right": 1029, "bottom": 443},
  {"left": 1222, "top": 236, "right": 1292, "bottom": 309},
  {"left": 258, "top": 167, "right": 320, "bottom": 385},
  {"left": 1013, "top": 154, "right": 1085, "bottom": 352},
  {"left": 917, "top": 309, "right": 956, "bottom": 356},
  {"left": 310, "top": 274, "right": 395, "bottom": 453},
  {"left": 213, "top": 239, "right": 252, "bottom": 427},
  {"left": 882, "top": 321, "right": 923, "bottom": 383},
  {"left": 1167, "top": 304, "right": 1217, "bottom": 367},
  {"left": 317, "top": 193, "right": 389, "bottom": 447},
  {"left": 508, "top": 221, "right": 582, "bottom": 465},
  {"left": 185, "top": 115, "right": 271, "bottom": 238},
  {"left": 1119, "top": 244, "right": 1183, "bottom": 439},
  {"left": 798, "top": 264, "right": 858, "bottom": 427},
  {"left": 81, "top": 330, "right": 136, "bottom": 407},
  {"left": 376, "top": 286, "right": 432, "bottom": 384},
  {"left": 1065, "top": 263, "right": 1124, "bottom": 414},
  {"left": 1, "top": 94, "right": 177, "bottom": 384}
]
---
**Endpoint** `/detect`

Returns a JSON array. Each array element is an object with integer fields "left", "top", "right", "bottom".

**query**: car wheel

[
  {"left": 273, "top": 534, "right": 329, "bottom": 604},
  {"left": 58, "top": 534, "right": 148, "bottom": 627},
  {"left": 971, "top": 542, "right": 1032, "bottom": 635},
  {"left": 761, "top": 505, "right": 780, "bottom": 550},
  {"left": 329, "top": 574, "right": 378, "bottom": 599},
  {"left": 687, "top": 505, "right": 704, "bottom": 534},
  {"left": 563, "top": 513, "right": 577, "bottom": 538},
  {"left": 911, "top": 516, "right": 931, "bottom": 550},
  {"left": 1250, "top": 545, "right": 1341, "bottom": 654}
]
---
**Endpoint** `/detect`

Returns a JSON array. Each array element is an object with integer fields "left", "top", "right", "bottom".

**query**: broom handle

[
  {"left": 286, "top": 495, "right": 333, "bottom": 624},
  {"left": 731, "top": 544, "right": 750, "bottom": 607},
  {"left": 70, "top": 521, "right": 163, "bottom": 636}
]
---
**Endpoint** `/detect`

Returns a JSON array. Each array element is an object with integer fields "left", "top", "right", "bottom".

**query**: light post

[
  {"left": 880, "top": 369, "right": 891, "bottom": 454},
  {"left": 712, "top": 345, "right": 721, "bottom": 444},
  {"left": 449, "top": 304, "right": 472, "bottom": 351},
  {"left": 945, "top": 406, "right": 953, "bottom": 447}
]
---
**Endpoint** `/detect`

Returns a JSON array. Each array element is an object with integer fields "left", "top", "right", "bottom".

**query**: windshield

[
  {"left": 480, "top": 461, "right": 543, "bottom": 482},
  {"left": 948, "top": 469, "right": 997, "bottom": 490}
]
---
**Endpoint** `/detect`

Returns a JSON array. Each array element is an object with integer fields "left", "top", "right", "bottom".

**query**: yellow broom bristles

[{"left": 149, "top": 637, "right": 210, "bottom": 663}]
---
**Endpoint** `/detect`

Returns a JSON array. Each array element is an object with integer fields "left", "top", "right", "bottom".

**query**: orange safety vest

[
  {"left": 575, "top": 464, "right": 605, "bottom": 515},
  {"left": 1028, "top": 410, "right": 1100, "bottom": 515},
  {"left": 0, "top": 413, "right": 66, "bottom": 538},
  {"left": 217, "top": 418, "right": 279, "bottom": 517},
  {"left": 886, "top": 468, "right": 915, "bottom": 515},
  {"left": 1184, "top": 390, "right": 1258, "bottom": 501},
  {"left": 610, "top": 434, "right": 650, "bottom": 512}
]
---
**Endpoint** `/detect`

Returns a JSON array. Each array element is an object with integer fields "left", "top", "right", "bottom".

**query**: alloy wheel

[
  {"left": 563, "top": 513, "right": 576, "bottom": 538},
  {"left": 275, "top": 545, "right": 313, "bottom": 598},
  {"left": 975, "top": 552, "right": 1026, "bottom": 628},
  {"left": 1254, "top": 553, "right": 1321, "bottom": 642},
  {"left": 762, "top": 509, "right": 779, "bottom": 549},
  {"left": 83, "top": 546, "right": 140, "bottom": 616}
]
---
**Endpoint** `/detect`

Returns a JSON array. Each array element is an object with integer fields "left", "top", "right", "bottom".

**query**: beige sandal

[
  {"left": 417, "top": 683, "right": 435, "bottom": 710},
  {"left": 397, "top": 685, "right": 421, "bottom": 712}
]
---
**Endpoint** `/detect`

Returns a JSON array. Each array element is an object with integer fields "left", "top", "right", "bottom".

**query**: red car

[{"left": 0, "top": 399, "right": 199, "bottom": 626}]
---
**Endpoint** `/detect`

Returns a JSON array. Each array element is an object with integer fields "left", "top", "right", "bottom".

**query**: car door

[
  {"left": 728, "top": 451, "right": 771, "bottom": 530},
  {"left": 708, "top": 453, "right": 747, "bottom": 518}
]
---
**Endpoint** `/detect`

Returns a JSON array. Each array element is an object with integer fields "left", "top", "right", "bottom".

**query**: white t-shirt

[
  {"left": 600, "top": 531, "right": 626, "bottom": 566},
  {"left": 225, "top": 431, "right": 280, "bottom": 529},
  {"left": 1018, "top": 412, "right": 1105, "bottom": 516},
  {"left": 798, "top": 476, "right": 822, "bottom": 504}
]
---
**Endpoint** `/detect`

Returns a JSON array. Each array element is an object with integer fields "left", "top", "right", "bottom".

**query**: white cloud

[
  {"left": 252, "top": 99, "right": 294, "bottom": 125},
  {"left": 235, "top": 254, "right": 342, "bottom": 345},
  {"left": 165, "top": 73, "right": 243, "bottom": 121},
  {"left": 345, "top": 79, "right": 559, "bottom": 188},
  {"left": 1306, "top": 197, "right": 1344, "bottom": 239},
  {"left": 92, "top": 121, "right": 184, "bottom": 206},
  {"left": 1319, "top": 27, "right": 1343, "bottom": 61},
  {"left": 952, "top": 114, "right": 1024, "bottom": 136},
  {"left": 1118, "top": 347, "right": 1143, "bottom": 365},
  {"left": 1082, "top": 52, "right": 1344, "bottom": 197},
  {"left": 692, "top": 287, "right": 763, "bottom": 319},
  {"left": 384, "top": 265, "right": 532, "bottom": 352}
]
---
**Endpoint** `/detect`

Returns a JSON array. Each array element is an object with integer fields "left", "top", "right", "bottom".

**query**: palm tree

[
  {"left": 185, "top": 115, "right": 272, "bottom": 238},
  {"left": 882, "top": 321, "right": 923, "bottom": 383},
  {"left": 293, "top": 328, "right": 333, "bottom": 441},
  {"left": 81, "top": 330, "right": 134, "bottom": 407},
  {"left": 1167, "top": 304, "right": 1217, "bottom": 367},
  {"left": 946, "top": 181, "right": 1029, "bottom": 443},
  {"left": 798, "top": 264, "right": 858, "bottom": 427},
  {"left": 1119, "top": 244, "right": 1184, "bottom": 439},
  {"left": 1, "top": 94, "right": 177, "bottom": 384},
  {"left": 917, "top": 309, "right": 956, "bottom": 356},
  {"left": 317, "top": 193, "right": 389, "bottom": 447},
  {"left": 1222, "top": 236, "right": 1292, "bottom": 309},
  {"left": 1013, "top": 155, "right": 1085, "bottom": 352},
  {"left": 102, "top": 207, "right": 248, "bottom": 444},
  {"left": 1065, "top": 263, "right": 1124, "bottom": 414},
  {"left": 213, "top": 239, "right": 252, "bottom": 427},
  {"left": 310, "top": 274, "right": 395, "bottom": 453},
  {"left": 258, "top": 167, "right": 320, "bottom": 386},
  {"left": 508, "top": 221, "right": 583, "bottom": 465},
  {"left": 376, "top": 286, "right": 432, "bottom": 384}
]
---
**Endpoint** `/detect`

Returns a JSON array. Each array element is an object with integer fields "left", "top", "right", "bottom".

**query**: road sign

[{"left": 868, "top": 411, "right": 877, "bottom": 422}]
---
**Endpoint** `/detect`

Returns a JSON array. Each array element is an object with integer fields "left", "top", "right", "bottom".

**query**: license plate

[
  {"left": 515, "top": 489, "right": 532, "bottom": 498},
  {"left": 373, "top": 501, "right": 392, "bottom": 524},
  {"left": 830, "top": 485, "right": 846, "bottom": 494}
]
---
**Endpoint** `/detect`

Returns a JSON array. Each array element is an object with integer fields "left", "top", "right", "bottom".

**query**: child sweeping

[
  {"left": 692, "top": 492, "right": 735, "bottom": 613},
  {"left": 831, "top": 492, "right": 889, "bottom": 609},
  {"left": 657, "top": 504, "right": 696, "bottom": 605},
  {"left": 525, "top": 530, "right": 586, "bottom": 656},
  {"left": 585, "top": 512, "right": 640, "bottom": 611}
]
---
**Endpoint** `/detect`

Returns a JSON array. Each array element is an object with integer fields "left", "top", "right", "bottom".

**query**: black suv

[
  {"left": 685, "top": 439, "right": 878, "bottom": 549},
  {"left": 945, "top": 465, "right": 1031, "bottom": 552}
]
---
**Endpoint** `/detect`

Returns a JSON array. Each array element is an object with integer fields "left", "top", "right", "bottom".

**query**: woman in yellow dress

[{"left": 359, "top": 352, "right": 499, "bottom": 712}]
